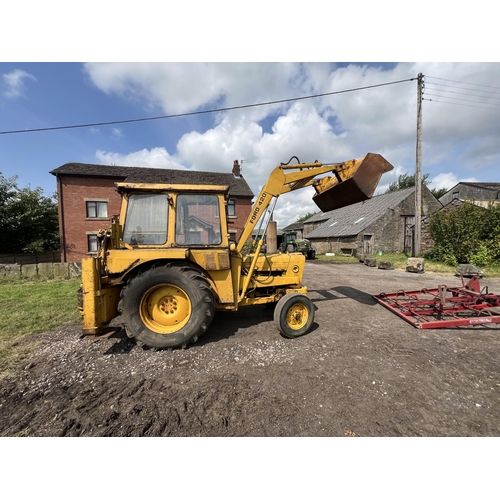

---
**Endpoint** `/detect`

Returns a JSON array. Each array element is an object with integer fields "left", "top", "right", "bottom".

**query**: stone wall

[
  {"left": 364, "top": 187, "right": 441, "bottom": 254},
  {"left": 0, "top": 262, "right": 82, "bottom": 280},
  {"left": 310, "top": 236, "right": 359, "bottom": 255}
]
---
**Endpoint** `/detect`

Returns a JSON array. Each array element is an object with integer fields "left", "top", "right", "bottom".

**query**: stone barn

[
  {"left": 303, "top": 186, "right": 441, "bottom": 256},
  {"left": 439, "top": 182, "right": 500, "bottom": 208}
]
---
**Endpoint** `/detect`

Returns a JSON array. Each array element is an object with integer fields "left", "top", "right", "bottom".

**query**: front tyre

[
  {"left": 274, "top": 293, "right": 314, "bottom": 339},
  {"left": 118, "top": 263, "right": 215, "bottom": 349}
]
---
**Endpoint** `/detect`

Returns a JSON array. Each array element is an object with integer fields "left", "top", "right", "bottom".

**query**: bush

[{"left": 426, "top": 202, "right": 500, "bottom": 266}]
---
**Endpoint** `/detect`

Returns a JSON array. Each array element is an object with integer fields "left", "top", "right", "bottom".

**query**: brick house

[
  {"left": 50, "top": 161, "right": 254, "bottom": 262},
  {"left": 303, "top": 186, "right": 442, "bottom": 256}
]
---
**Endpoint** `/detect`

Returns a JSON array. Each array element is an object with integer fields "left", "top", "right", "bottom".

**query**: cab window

[{"left": 122, "top": 194, "right": 169, "bottom": 245}]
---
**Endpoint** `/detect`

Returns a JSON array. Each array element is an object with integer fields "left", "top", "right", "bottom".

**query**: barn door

[
  {"left": 363, "top": 235, "right": 372, "bottom": 254},
  {"left": 404, "top": 216, "right": 415, "bottom": 253}
]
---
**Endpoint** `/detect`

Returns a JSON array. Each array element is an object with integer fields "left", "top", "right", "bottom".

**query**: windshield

[{"left": 175, "top": 194, "right": 222, "bottom": 245}]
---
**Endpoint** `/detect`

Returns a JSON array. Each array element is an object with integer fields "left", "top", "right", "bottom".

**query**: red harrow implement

[{"left": 374, "top": 276, "right": 500, "bottom": 329}]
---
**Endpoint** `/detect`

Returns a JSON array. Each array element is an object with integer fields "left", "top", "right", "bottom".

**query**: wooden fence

[{"left": 0, "top": 252, "right": 61, "bottom": 265}]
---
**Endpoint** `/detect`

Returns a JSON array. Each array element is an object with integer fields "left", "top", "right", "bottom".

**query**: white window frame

[
  {"left": 86, "top": 200, "right": 109, "bottom": 219},
  {"left": 227, "top": 198, "right": 236, "bottom": 217},
  {"left": 87, "top": 233, "right": 98, "bottom": 253}
]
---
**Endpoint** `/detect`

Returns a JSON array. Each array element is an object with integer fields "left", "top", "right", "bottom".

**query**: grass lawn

[{"left": 0, "top": 277, "right": 82, "bottom": 373}]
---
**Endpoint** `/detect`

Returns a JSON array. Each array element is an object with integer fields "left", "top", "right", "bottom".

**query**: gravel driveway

[{"left": 1, "top": 261, "right": 499, "bottom": 436}]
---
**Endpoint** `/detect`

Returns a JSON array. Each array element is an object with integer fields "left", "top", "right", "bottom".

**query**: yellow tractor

[{"left": 79, "top": 153, "right": 393, "bottom": 349}]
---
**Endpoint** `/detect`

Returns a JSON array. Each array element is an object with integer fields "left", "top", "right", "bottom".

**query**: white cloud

[
  {"left": 111, "top": 127, "right": 124, "bottom": 139},
  {"left": 86, "top": 62, "right": 500, "bottom": 228},
  {"left": 2, "top": 69, "right": 37, "bottom": 98},
  {"left": 273, "top": 188, "right": 320, "bottom": 227},
  {"left": 83, "top": 62, "right": 312, "bottom": 119},
  {"left": 176, "top": 117, "right": 264, "bottom": 171},
  {"left": 429, "top": 172, "right": 478, "bottom": 191},
  {"left": 95, "top": 147, "right": 185, "bottom": 170},
  {"left": 174, "top": 101, "right": 401, "bottom": 226},
  {"left": 374, "top": 164, "right": 408, "bottom": 195}
]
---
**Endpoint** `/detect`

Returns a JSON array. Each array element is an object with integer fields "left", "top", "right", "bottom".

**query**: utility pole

[{"left": 414, "top": 73, "right": 423, "bottom": 256}]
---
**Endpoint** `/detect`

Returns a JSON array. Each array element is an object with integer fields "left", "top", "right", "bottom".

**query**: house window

[
  {"left": 88, "top": 234, "right": 98, "bottom": 253},
  {"left": 452, "top": 191, "right": 459, "bottom": 199},
  {"left": 86, "top": 201, "right": 108, "bottom": 218},
  {"left": 227, "top": 198, "right": 236, "bottom": 217}
]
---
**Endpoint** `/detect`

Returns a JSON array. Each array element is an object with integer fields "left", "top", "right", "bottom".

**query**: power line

[
  {"left": 425, "top": 91, "right": 500, "bottom": 106},
  {"left": 0, "top": 77, "right": 416, "bottom": 136},
  {"left": 425, "top": 75, "right": 500, "bottom": 91},
  {"left": 425, "top": 83, "right": 500, "bottom": 99},
  {"left": 423, "top": 74, "right": 500, "bottom": 111},
  {"left": 423, "top": 96, "right": 500, "bottom": 112}
]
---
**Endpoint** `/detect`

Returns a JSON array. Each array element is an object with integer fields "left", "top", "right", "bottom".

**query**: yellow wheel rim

[
  {"left": 286, "top": 303, "right": 309, "bottom": 330},
  {"left": 140, "top": 284, "right": 192, "bottom": 334}
]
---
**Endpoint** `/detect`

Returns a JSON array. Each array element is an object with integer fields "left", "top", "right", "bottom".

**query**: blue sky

[{"left": 1, "top": 61, "right": 499, "bottom": 228}]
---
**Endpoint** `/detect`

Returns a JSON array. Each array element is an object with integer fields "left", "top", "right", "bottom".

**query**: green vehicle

[{"left": 281, "top": 231, "right": 316, "bottom": 260}]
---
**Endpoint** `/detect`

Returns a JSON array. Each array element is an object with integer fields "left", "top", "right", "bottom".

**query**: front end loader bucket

[{"left": 312, "top": 153, "right": 394, "bottom": 212}]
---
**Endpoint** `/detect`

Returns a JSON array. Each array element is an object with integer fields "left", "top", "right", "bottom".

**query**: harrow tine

[{"left": 374, "top": 280, "right": 500, "bottom": 329}]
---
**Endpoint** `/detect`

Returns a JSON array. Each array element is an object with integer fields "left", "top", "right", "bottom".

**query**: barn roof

[
  {"left": 306, "top": 187, "right": 415, "bottom": 238},
  {"left": 456, "top": 182, "right": 500, "bottom": 191},
  {"left": 282, "top": 221, "right": 306, "bottom": 232}
]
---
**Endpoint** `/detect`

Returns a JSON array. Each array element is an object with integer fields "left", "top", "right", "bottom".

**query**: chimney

[{"left": 232, "top": 160, "right": 241, "bottom": 178}]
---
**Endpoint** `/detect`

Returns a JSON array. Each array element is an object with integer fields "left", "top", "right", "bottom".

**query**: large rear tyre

[
  {"left": 118, "top": 263, "right": 215, "bottom": 349},
  {"left": 274, "top": 293, "right": 314, "bottom": 339}
]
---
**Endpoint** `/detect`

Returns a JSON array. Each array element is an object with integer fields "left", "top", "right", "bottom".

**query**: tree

[
  {"left": 386, "top": 172, "right": 430, "bottom": 192},
  {"left": 431, "top": 187, "right": 448, "bottom": 199},
  {"left": 0, "top": 173, "right": 59, "bottom": 254},
  {"left": 295, "top": 212, "right": 316, "bottom": 223},
  {"left": 386, "top": 172, "right": 448, "bottom": 200}
]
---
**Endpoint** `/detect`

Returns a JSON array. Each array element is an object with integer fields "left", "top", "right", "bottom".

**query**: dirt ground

[{"left": 1, "top": 261, "right": 500, "bottom": 437}]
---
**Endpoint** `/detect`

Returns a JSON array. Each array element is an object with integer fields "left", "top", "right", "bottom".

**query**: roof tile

[
  {"left": 306, "top": 187, "right": 414, "bottom": 238},
  {"left": 50, "top": 163, "right": 254, "bottom": 197}
]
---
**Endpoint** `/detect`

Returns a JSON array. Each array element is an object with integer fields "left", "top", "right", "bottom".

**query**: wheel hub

[
  {"left": 140, "top": 284, "right": 192, "bottom": 334},
  {"left": 159, "top": 297, "right": 179, "bottom": 315},
  {"left": 287, "top": 304, "right": 308, "bottom": 330}
]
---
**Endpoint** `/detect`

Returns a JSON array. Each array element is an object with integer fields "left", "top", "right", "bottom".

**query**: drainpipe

[{"left": 58, "top": 176, "right": 67, "bottom": 263}]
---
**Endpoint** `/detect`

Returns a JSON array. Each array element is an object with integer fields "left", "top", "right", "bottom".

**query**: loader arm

[
  {"left": 235, "top": 153, "right": 394, "bottom": 254},
  {"left": 236, "top": 161, "right": 338, "bottom": 254}
]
